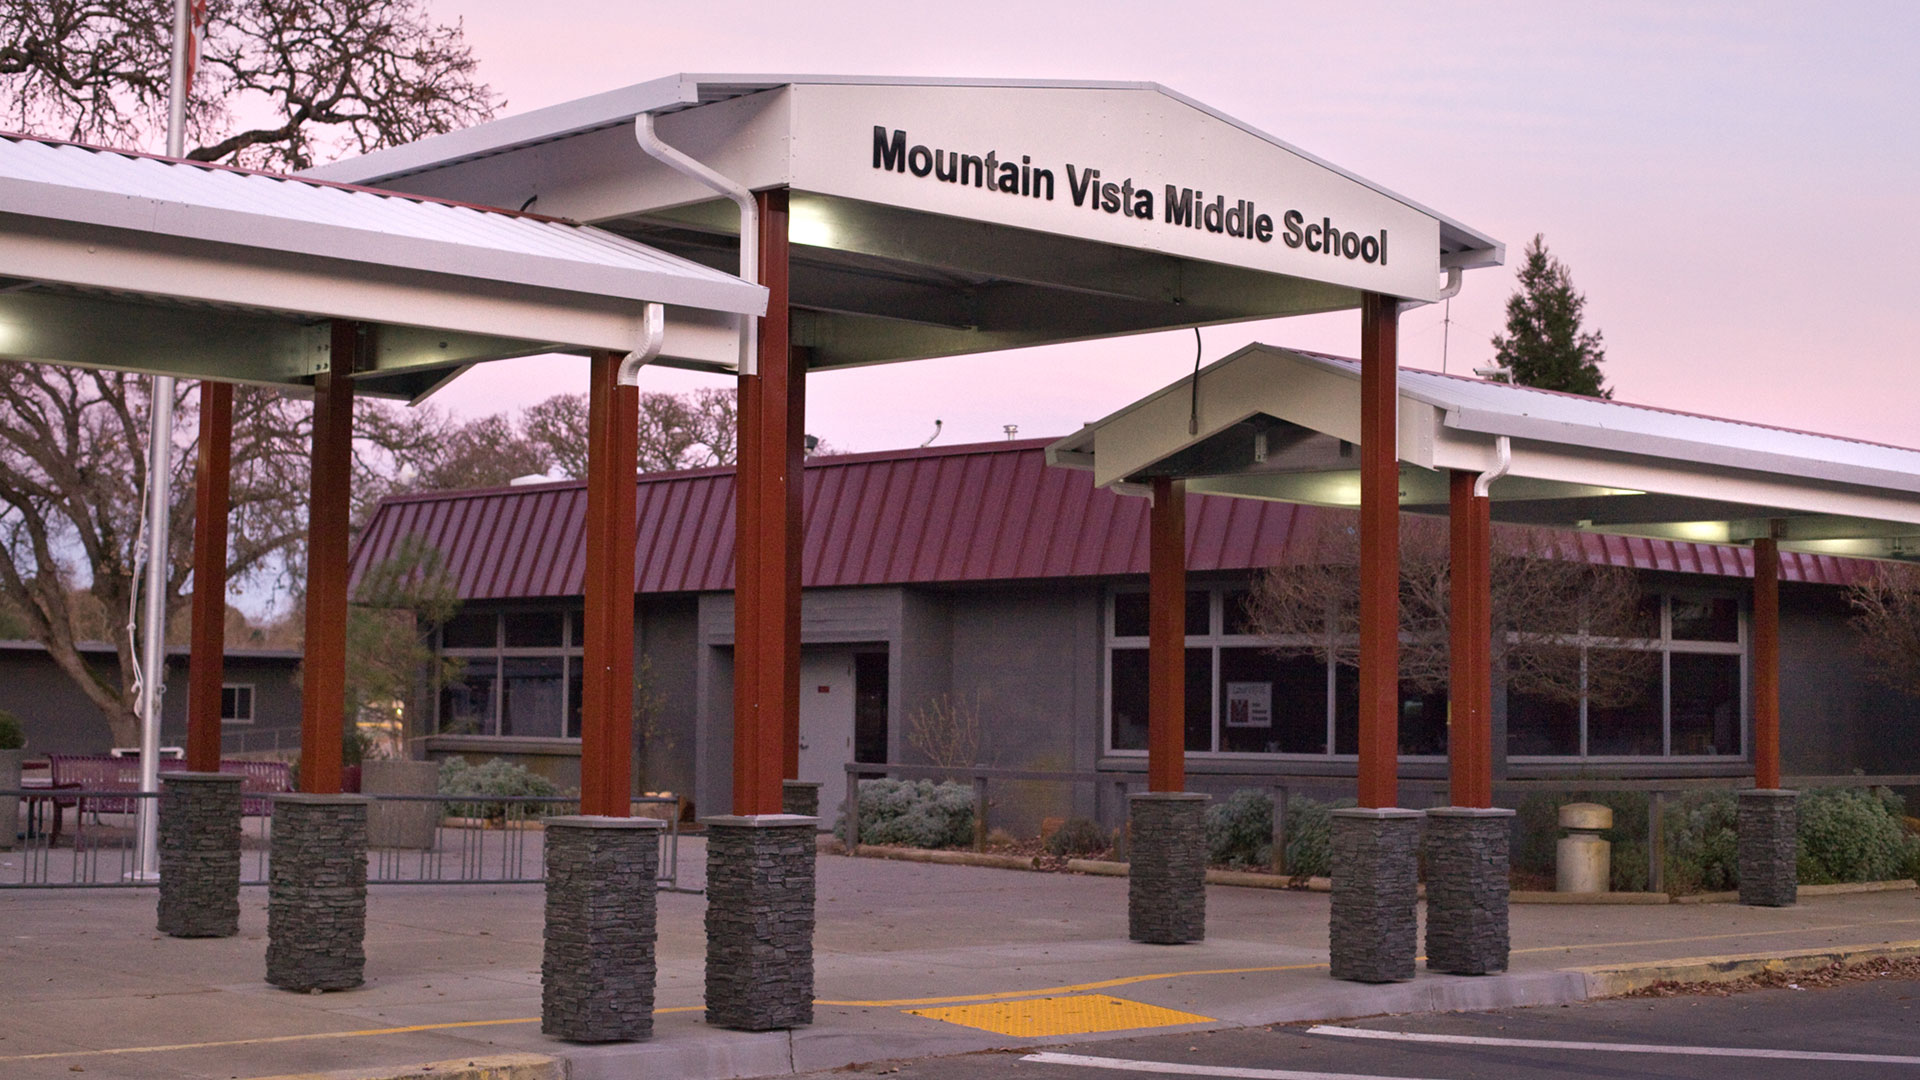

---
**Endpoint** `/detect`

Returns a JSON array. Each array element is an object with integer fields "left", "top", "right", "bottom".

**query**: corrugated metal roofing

[
  {"left": 0, "top": 131, "right": 763, "bottom": 313},
  {"left": 349, "top": 439, "right": 1869, "bottom": 601}
]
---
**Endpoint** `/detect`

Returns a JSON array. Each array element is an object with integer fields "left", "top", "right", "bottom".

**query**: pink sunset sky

[{"left": 411, "top": 2, "right": 1918, "bottom": 453}]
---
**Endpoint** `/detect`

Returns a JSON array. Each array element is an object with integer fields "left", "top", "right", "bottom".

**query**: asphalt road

[{"left": 808, "top": 977, "right": 1920, "bottom": 1080}]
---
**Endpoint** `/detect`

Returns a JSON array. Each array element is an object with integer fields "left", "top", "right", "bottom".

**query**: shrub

[
  {"left": 1046, "top": 816, "right": 1109, "bottom": 857},
  {"left": 438, "top": 756, "right": 560, "bottom": 821},
  {"left": 835, "top": 778, "right": 973, "bottom": 849},
  {"left": 1797, "top": 787, "right": 1920, "bottom": 885},
  {"left": 0, "top": 709, "right": 23, "bottom": 750},
  {"left": 1661, "top": 792, "right": 1740, "bottom": 895},
  {"left": 1206, "top": 789, "right": 1274, "bottom": 868},
  {"left": 1281, "top": 795, "right": 1355, "bottom": 878}
]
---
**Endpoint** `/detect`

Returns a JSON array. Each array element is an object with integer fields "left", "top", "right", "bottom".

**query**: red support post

[
  {"left": 1357, "top": 293, "right": 1400, "bottom": 809},
  {"left": 579, "top": 350, "right": 638, "bottom": 817},
  {"left": 185, "top": 380, "right": 232, "bottom": 774},
  {"left": 1753, "top": 535, "right": 1781, "bottom": 790},
  {"left": 732, "top": 188, "right": 801, "bottom": 816},
  {"left": 1448, "top": 470, "right": 1493, "bottom": 809},
  {"left": 298, "top": 323, "right": 356, "bottom": 795},
  {"left": 1147, "top": 476, "right": 1187, "bottom": 793}
]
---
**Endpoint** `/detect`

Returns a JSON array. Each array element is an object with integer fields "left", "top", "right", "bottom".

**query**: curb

[
  {"left": 1575, "top": 939, "right": 1920, "bottom": 996},
  {"left": 246, "top": 1054, "right": 561, "bottom": 1080}
]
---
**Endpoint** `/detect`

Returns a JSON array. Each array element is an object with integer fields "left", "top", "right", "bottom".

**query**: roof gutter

[
  {"left": 1399, "top": 266, "right": 1463, "bottom": 314},
  {"left": 634, "top": 112, "right": 759, "bottom": 375}
]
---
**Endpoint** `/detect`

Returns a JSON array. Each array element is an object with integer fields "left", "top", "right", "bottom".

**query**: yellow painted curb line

[
  {"left": 245, "top": 1053, "right": 560, "bottom": 1080},
  {"left": 1575, "top": 938, "right": 1920, "bottom": 996}
]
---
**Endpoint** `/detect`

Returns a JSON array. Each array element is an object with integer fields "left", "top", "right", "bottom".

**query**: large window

[
  {"left": 1507, "top": 592, "right": 1744, "bottom": 760},
  {"left": 1105, "top": 586, "right": 1446, "bottom": 759},
  {"left": 436, "top": 608, "right": 585, "bottom": 739}
]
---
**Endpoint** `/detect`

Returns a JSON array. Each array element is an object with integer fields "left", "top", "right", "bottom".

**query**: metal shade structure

[
  {"left": 1049, "top": 344, "right": 1920, "bottom": 562},
  {"left": 307, "top": 74, "right": 1502, "bottom": 373},
  {"left": 0, "top": 132, "right": 766, "bottom": 400}
]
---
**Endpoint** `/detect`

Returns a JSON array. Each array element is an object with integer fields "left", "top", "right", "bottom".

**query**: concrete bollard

[{"left": 1556, "top": 802, "right": 1612, "bottom": 893}]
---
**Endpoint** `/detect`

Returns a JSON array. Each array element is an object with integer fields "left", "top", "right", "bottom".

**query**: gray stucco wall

[
  {"left": 1779, "top": 583, "right": 1920, "bottom": 778},
  {"left": 0, "top": 646, "right": 300, "bottom": 757},
  {"left": 639, "top": 596, "right": 699, "bottom": 800}
]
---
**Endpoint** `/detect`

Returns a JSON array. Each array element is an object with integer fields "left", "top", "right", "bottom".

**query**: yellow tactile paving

[{"left": 905, "top": 993, "right": 1215, "bottom": 1038}]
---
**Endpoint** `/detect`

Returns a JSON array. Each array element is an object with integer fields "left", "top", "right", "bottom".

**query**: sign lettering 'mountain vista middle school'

[{"left": 872, "top": 125, "right": 1389, "bottom": 266}]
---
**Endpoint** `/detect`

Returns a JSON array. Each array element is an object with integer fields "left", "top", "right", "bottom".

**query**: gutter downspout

[
  {"left": 634, "top": 113, "right": 759, "bottom": 375},
  {"left": 1474, "top": 434, "right": 1511, "bottom": 498},
  {"left": 1398, "top": 266, "right": 1463, "bottom": 314},
  {"left": 618, "top": 303, "right": 666, "bottom": 385}
]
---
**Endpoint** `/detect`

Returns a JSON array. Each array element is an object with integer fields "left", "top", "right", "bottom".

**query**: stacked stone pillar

[
  {"left": 1329, "top": 807, "right": 1421, "bottom": 983},
  {"left": 1738, "top": 789, "right": 1798, "bottom": 907},
  {"left": 157, "top": 772, "right": 245, "bottom": 938},
  {"left": 703, "top": 814, "right": 816, "bottom": 1030},
  {"left": 1423, "top": 807, "right": 1514, "bottom": 975},
  {"left": 542, "top": 817, "right": 664, "bottom": 1042},
  {"left": 266, "top": 793, "right": 371, "bottom": 992},
  {"left": 1127, "top": 792, "right": 1208, "bottom": 944},
  {"left": 781, "top": 780, "right": 821, "bottom": 819}
]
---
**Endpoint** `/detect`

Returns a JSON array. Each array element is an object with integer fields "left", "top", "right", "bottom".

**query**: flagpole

[{"left": 133, "top": 0, "right": 194, "bottom": 881}]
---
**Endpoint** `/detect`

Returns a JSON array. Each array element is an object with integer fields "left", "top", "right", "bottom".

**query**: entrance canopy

[
  {"left": 1048, "top": 344, "right": 1920, "bottom": 563},
  {"left": 308, "top": 74, "right": 1504, "bottom": 372},
  {"left": 0, "top": 132, "right": 765, "bottom": 400}
]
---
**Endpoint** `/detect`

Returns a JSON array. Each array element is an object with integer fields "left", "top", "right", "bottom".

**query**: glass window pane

[
  {"left": 1110, "top": 647, "right": 1148, "bottom": 750},
  {"left": 1334, "top": 665, "right": 1359, "bottom": 755},
  {"left": 1185, "top": 647, "right": 1212, "bottom": 752},
  {"left": 1222, "top": 589, "right": 1256, "bottom": 637},
  {"left": 1114, "top": 594, "right": 1148, "bottom": 638},
  {"left": 1508, "top": 692, "right": 1580, "bottom": 756},
  {"left": 1671, "top": 596, "right": 1739, "bottom": 642},
  {"left": 566, "top": 657, "right": 583, "bottom": 739},
  {"left": 441, "top": 610, "right": 496, "bottom": 649},
  {"left": 438, "top": 659, "right": 497, "bottom": 735},
  {"left": 1587, "top": 649, "right": 1663, "bottom": 755},
  {"left": 1399, "top": 684, "right": 1448, "bottom": 756},
  {"left": 567, "top": 609, "right": 585, "bottom": 649},
  {"left": 502, "top": 656, "right": 565, "bottom": 738},
  {"left": 1219, "top": 647, "right": 1327, "bottom": 753},
  {"left": 1671, "top": 653, "right": 1741, "bottom": 756},
  {"left": 1186, "top": 590, "right": 1211, "bottom": 636},
  {"left": 504, "top": 610, "right": 564, "bottom": 648}
]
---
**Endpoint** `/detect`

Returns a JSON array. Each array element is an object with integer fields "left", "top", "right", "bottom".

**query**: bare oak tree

[
  {"left": 1848, "top": 563, "right": 1920, "bottom": 700},
  {"left": 1243, "top": 513, "right": 1656, "bottom": 708},
  {"left": 0, "top": 0, "right": 496, "bottom": 745}
]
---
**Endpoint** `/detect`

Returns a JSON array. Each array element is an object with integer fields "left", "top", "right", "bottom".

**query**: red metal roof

[{"left": 349, "top": 438, "right": 1871, "bottom": 601}]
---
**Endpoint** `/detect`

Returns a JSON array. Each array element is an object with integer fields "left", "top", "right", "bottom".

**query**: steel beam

[
  {"left": 579, "top": 350, "right": 638, "bottom": 817},
  {"left": 1448, "top": 470, "right": 1493, "bottom": 808},
  {"left": 1753, "top": 534, "right": 1781, "bottom": 789},
  {"left": 732, "top": 189, "right": 802, "bottom": 816},
  {"left": 297, "top": 323, "right": 356, "bottom": 795},
  {"left": 1357, "top": 293, "right": 1400, "bottom": 809},
  {"left": 1148, "top": 477, "right": 1187, "bottom": 793},
  {"left": 185, "top": 380, "right": 233, "bottom": 774}
]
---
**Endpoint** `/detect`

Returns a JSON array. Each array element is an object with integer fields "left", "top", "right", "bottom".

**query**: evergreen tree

[{"left": 1489, "top": 234, "right": 1611, "bottom": 398}]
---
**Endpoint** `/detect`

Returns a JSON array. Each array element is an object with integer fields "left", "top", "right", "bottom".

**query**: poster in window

[{"left": 1225, "top": 681, "right": 1272, "bottom": 728}]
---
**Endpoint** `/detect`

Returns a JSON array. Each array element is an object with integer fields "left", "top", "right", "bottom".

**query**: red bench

[{"left": 45, "top": 755, "right": 293, "bottom": 818}]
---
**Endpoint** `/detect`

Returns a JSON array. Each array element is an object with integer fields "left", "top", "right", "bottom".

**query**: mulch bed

[{"left": 1622, "top": 955, "right": 1920, "bottom": 998}]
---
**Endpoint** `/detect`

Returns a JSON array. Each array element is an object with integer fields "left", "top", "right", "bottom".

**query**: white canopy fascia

[
  {"left": 1048, "top": 344, "right": 1920, "bottom": 563},
  {"left": 0, "top": 134, "right": 766, "bottom": 396}
]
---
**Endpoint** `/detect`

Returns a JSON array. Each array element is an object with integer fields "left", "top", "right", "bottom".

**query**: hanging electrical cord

[{"left": 1187, "top": 326, "right": 1202, "bottom": 436}]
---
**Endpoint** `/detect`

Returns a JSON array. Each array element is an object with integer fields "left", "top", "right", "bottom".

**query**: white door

[{"left": 798, "top": 650, "right": 856, "bottom": 827}]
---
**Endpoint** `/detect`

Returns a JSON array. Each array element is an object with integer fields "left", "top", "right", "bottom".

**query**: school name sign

[{"left": 873, "top": 125, "right": 1390, "bottom": 267}]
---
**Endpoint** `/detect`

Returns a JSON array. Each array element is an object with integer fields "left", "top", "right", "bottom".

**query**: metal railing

[
  {"left": 0, "top": 790, "right": 690, "bottom": 892},
  {"left": 840, "top": 762, "right": 1920, "bottom": 893}
]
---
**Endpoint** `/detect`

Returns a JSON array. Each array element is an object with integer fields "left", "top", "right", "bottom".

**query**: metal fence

[
  {"left": 0, "top": 790, "right": 690, "bottom": 892},
  {"left": 841, "top": 762, "right": 1920, "bottom": 893}
]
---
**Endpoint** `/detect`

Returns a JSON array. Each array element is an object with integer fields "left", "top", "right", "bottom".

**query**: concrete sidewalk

[{"left": 3, "top": 839, "right": 1918, "bottom": 1080}]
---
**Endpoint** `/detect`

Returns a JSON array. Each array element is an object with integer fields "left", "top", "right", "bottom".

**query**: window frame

[
  {"left": 219, "top": 683, "right": 255, "bottom": 725},
  {"left": 434, "top": 607, "right": 587, "bottom": 739}
]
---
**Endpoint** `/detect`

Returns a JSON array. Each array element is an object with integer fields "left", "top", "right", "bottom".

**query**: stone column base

[
  {"left": 542, "top": 816, "right": 664, "bottom": 1042},
  {"left": 781, "top": 780, "right": 822, "bottom": 819},
  {"left": 703, "top": 814, "right": 817, "bottom": 1031},
  {"left": 1423, "top": 807, "right": 1515, "bottom": 975},
  {"left": 1330, "top": 807, "right": 1422, "bottom": 983},
  {"left": 267, "top": 793, "right": 372, "bottom": 992},
  {"left": 1739, "top": 789, "right": 1798, "bottom": 907},
  {"left": 157, "top": 772, "right": 245, "bottom": 938},
  {"left": 1127, "top": 792, "right": 1209, "bottom": 944}
]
